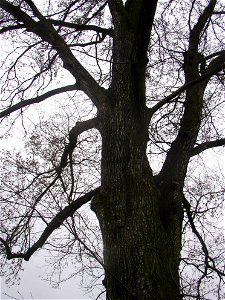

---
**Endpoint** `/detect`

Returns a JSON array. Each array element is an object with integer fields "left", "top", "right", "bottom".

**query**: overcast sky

[{"left": 1, "top": 250, "right": 92, "bottom": 300}]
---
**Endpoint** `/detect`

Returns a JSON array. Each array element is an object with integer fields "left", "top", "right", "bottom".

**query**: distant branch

[
  {"left": 191, "top": 138, "right": 225, "bottom": 156},
  {"left": 182, "top": 196, "right": 225, "bottom": 281},
  {"left": 0, "top": 84, "right": 79, "bottom": 118},
  {"left": 0, "top": 116, "right": 100, "bottom": 261}
]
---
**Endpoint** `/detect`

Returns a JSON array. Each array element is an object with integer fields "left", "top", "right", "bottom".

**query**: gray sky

[{"left": 0, "top": 250, "right": 92, "bottom": 300}]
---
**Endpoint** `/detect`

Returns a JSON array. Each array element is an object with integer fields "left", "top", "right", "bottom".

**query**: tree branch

[
  {"left": 0, "top": 24, "right": 25, "bottom": 33},
  {"left": 59, "top": 117, "right": 98, "bottom": 169},
  {"left": 192, "top": 138, "right": 225, "bottom": 156},
  {"left": 212, "top": 11, "right": 225, "bottom": 15},
  {"left": 23, "top": 0, "right": 45, "bottom": 20},
  {"left": 0, "top": 115, "right": 99, "bottom": 261},
  {"left": 0, "top": 84, "right": 79, "bottom": 119},
  {"left": 182, "top": 196, "right": 225, "bottom": 281},
  {"left": 189, "top": 0, "right": 216, "bottom": 52},
  {"left": 150, "top": 61, "right": 225, "bottom": 114},
  {"left": 69, "top": 33, "right": 107, "bottom": 48},
  {"left": 206, "top": 51, "right": 225, "bottom": 74},
  {"left": 0, "top": 0, "right": 108, "bottom": 110},
  {"left": 0, "top": 187, "right": 100, "bottom": 261},
  {"left": 49, "top": 19, "right": 113, "bottom": 37}
]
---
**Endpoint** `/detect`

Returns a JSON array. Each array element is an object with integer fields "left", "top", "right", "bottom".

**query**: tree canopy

[{"left": 0, "top": 0, "right": 224, "bottom": 299}]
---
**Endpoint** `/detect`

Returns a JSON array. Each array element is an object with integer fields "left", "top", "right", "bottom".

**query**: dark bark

[
  {"left": 91, "top": 1, "right": 182, "bottom": 299},
  {"left": 0, "top": 0, "right": 224, "bottom": 299}
]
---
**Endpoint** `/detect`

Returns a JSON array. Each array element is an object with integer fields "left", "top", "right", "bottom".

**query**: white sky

[{"left": 0, "top": 250, "right": 92, "bottom": 300}]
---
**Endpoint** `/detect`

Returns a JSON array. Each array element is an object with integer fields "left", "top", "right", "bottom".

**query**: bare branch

[
  {"left": 59, "top": 117, "right": 98, "bottom": 169},
  {"left": 49, "top": 19, "right": 113, "bottom": 37},
  {"left": 0, "top": 84, "right": 79, "bottom": 119},
  {"left": 203, "top": 50, "right": 225, "bottom": 62},
  {"left": 0, "top": 24, "right": 25, "bottom": 33},
  {"left": 150, "top": 61, "right": 225, "bottom": 114},
  {"left": 212, "top": 11, "right": 225, "bottom": 15},
  {"left": 182, "top": 196, "right": 225, "bottom": 281},
  {"left": 69, "top": 33, "right": 107, "bottom": 48},
  {"left": 22, "top": 0, "right": 45, "bottom": 21},
  {"left": 192, "top": 138, "right": 225, "bottom": 156},
  {"left": 0, "top": 187, "right": 100, "bottom": 261},
  {"left": 188, "top": 0, "right": 217, "bottom": 52},
  {"left": 0, "top": 0, "right": 108, "bottom": 110}
]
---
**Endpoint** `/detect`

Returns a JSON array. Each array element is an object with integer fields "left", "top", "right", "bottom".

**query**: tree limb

[
  {"left": 0, "top": 0, "right": 108, "bottom": 110},
  {"left": 192, "top": 138, "right": 225, "bottom": 156},
  {"left": 150, "top": 61, "right": 225, "bottom": 114},
  {"left": 23, "top": 0, "right": 45, "bottom": 20},
  {"left": 212, "top": 11, "right": 225, "bottom": 15},
  {"left": 0, "top": 84, "right": 79, "bottom": 119},
  {"left": 59, "top": 117, "right": 98, "bottom": 169},
  {"left": 0, "top": 24, "right": 25, "bottom": 33},
  {"left": 69, "top": 33, "right": 107, "bottom": 48},
  {"left": 49, "top": 19, "right": 113, "bottom": 37},
  {"left": 188, "top": 0, "right": 216, "bottom": 53},
  {"left": 0, "top": 187, "right": 100, "bottom": 261},
  {"left": 182, "top": 196, "right": 225, "bottom": 280}
]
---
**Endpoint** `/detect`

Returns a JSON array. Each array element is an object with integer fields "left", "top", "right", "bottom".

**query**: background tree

[{"left": 0, "top": 0, "right": 224, "bottom": 299}]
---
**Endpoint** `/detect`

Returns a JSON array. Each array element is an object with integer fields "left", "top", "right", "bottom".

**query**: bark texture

[{"left": 92, "top": 1, "right": 182, "bottom": 299}]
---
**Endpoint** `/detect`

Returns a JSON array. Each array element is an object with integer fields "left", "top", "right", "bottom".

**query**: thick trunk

[
  {"left": 92, "top": 80, "right": 183, "bottom": 299},
  {"left": 91, "top": 3, "right": 183, "bottom": 298},
  {"left": 92, "top": 121, "right": 182, "bottom": 299}
]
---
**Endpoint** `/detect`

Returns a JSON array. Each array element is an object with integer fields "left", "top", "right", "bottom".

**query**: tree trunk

[
  {"left": 91, "top": 61, "right": 183, "bottom": 299},
  {"left": 92, "top": 110, "right": 182, "bottom": 299},
  {"left": 91, "top": 2, "right": 183, "bottom": 298}
]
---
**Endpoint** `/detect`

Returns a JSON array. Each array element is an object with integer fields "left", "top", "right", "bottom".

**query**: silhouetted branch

[
  {"left": 0, "top": 187, "right": 100, "bottom": 261},
  {"left": 0, "top": 84, "right": 79, "bottom": 118},
  {"left": 212, "top": 11, "right": 225, "bottom": 15},
  {"left": 192, "top": 138, "right": 225, "bottom": 156},
  {"left": 49, "top": 19, "right": 113, "bottom": 37},
  {"left": 182, "top": 196, "right": 225, "bottom": 281},
  {"left": 59, "top": 117, "right": 98, "bottom": 169},
  {"left": 0, "top": 24, "right": 25, "bottom": 33},
  {"left": 0, "top": 0, "right": 108, "bottom": 109},
  {"left": 150, "top": 62, "right": 225, "bottom": 114}
]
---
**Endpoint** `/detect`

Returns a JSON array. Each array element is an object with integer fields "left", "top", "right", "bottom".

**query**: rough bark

[{"left": 91, "top": 1, "right": 182, "bottom": 299}]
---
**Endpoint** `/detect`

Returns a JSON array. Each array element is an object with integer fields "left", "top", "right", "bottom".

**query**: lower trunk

[{"left": 92, "top": 118, "right": 183, "bottom": 299}]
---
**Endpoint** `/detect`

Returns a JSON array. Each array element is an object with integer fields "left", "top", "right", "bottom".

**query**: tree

[{"left": 0, "top": 0, "right": 224, "bottom": 299}]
